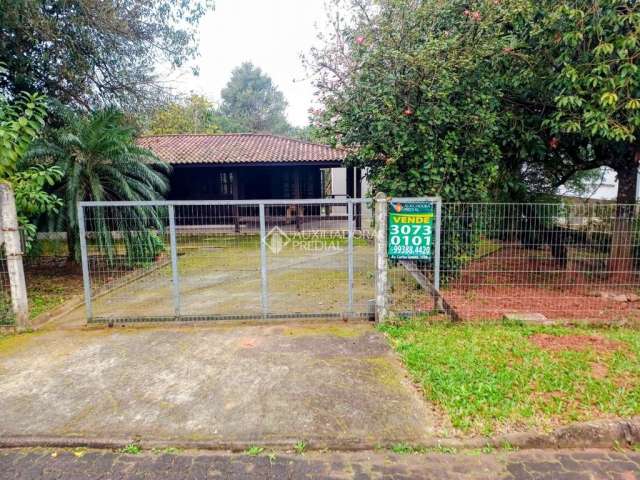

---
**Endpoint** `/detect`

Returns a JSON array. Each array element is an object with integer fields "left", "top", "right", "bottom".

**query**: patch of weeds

[
  {"left": 390, "top": 442, "right": 419, "bottom": 454},
  {"left": 119, "top": 443, "right": 142, "bottom": 455},
  {"left": 500, "top": 441, "right": 518, "bottom": 453},
  {"left": 466, "top": 446, "right": 494, "bottom": 456},
  {"left": 426, "top": 445, "right": 458, "bottom": 455},
  {"left": 72, "top": 448, "right": 87, "bottom": 458},
  {"left": 633, "top": 444, "right": 640, "bottom": 453},
  {"left": 391, "top": 443, "right": 459, "bottom": 455},
  {"left": 151, "top": 447, "right": 182, "bottom": 455},
  {"left": 294, "top": 441, "right": 307, "bottom": 455},
  {"left": 480, "top": 445, "right": 496, "bottom": 454},
  {"left": 246, "top": 446, "right": 264, "bottom": 456},
  {"left": 267, "top": 452, "right": 277, "bottom": 465}
]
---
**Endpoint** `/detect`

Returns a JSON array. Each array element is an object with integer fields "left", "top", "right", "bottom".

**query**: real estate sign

[{"left": 387, "top": 201, "right": 434, "bottom": 260}]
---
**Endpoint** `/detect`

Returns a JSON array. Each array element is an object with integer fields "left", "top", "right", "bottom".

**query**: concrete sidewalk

[
  {"left": 1, "top": 448, "right": 638, "bottom": 479},
  {"left": 0, "top": 322, "right": 447, "bottom": 446}
]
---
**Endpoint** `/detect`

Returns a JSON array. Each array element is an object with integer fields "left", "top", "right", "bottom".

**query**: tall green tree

[
  {"left": 145, "top": 95, "right": 222, "bottom": 135},
  {"left": 27, "top": 109, "right": 171, "bottom": 261},
  {"left": 489, "top": 0, "right": 640, "bottom": 274},
  {"left": 490, "top": 0, "right": 640, "bottom": 204},
  {"left": 306, "top": 0, "right": 502, "bottom": 202},
  {"left": 0, "top": 0, "right": 214, "bottom": 110},
  {"left": 309, "top": 0, "right": 640, "bottom": 276},
  {"left": 220, "top": 62, "right": 292, "bottom": 134}
]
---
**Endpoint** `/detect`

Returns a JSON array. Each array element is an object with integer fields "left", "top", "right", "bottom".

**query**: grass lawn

[{"left": 380, "top": 320, "right": 640, "bottom": 436}]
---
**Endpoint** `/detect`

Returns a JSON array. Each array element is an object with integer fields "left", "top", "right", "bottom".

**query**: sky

[{"left": 168, "top": 0, "right": 331, "bottom": 127}]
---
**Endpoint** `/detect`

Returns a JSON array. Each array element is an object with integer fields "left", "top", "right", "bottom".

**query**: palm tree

[{"left": 27, "top": 108, "right": 171, "bottom": 262}]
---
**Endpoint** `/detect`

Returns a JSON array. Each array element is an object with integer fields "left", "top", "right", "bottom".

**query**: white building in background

[{"left": 557, "top": 166, "right": 640, "bottom": 201}]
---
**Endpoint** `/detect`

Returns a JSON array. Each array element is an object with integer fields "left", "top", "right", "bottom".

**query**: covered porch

[
  {"left": 138, "top": 133, "right": 364, "bottom": 231},
  {"left": 167, "top": 163, "right": 363, "bottom": 231}
]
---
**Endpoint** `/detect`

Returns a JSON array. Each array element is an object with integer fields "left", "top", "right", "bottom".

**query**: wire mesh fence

[
  {"left": 388, "top": 202, "right": 640, "bottom": 321},
  {"left": 79, "top": 199, "right": 376, "bottom": 323},
  {"left": 0, "top": 253, "right": 13, "bottom": 325},
  {"left": 79, "top": 198, "right": 640, "bottom": 324}
]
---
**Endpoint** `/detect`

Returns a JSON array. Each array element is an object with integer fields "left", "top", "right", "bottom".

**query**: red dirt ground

[
  {"left": 529, "top": 333, "right": 626, "bottom": 354},
  {"left": 443, "top": 288, "right": 640, "bottom": 321},
  {"left": 438, "top": 245, "right": 640, "bottom": 321}
]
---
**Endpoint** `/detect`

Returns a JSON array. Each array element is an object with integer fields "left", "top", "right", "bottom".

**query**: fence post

[
  {"left": 77, "top": 203, "right": 93, "bottom": 322},
  {"left": 374, "top": 192, "right": 389, "bottom": 323},
  {"left": 347, "top": 201, "right": 354, "bottom": 317},
  {"left": 259, "top": 203, "right": 268, "bottom": 318},
  {"left": 434, "top": 198, "right": 444, "bottom": 312},
  {"left": 168, "top": 205, "right": 181, "bottom": 318},
  {"left": 0, "top": 183, "right": 29, "bottom": 329}
]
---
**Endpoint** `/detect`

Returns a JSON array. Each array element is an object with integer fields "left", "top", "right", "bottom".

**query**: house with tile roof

[{"left": 137, "top": 133, "right": 364, "bottom": 202}]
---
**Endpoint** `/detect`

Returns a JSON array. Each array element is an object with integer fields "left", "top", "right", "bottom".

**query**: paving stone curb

[{"left": 1, "top": 418, "right": 638, "bottom": 452}]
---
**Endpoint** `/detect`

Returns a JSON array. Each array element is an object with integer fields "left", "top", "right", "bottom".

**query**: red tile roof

[{"left": 136, "top": 133, "right": 346, "bottom": 165}]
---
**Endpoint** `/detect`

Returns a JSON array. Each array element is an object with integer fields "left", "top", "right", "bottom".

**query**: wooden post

[
  {"left": 0, "top": 183, "right": 29, "bottom": 329},
  {"left": 374, "top": 192, "right": 388, "bottom": 323}
]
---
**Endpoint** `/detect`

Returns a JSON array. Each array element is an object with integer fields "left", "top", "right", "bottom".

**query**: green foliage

[
  {"left": 0, "top": 92, "right": 47, "bottom": 174},
  {"left": 390, "top": 443, "right": 417, "bottom": 454},
  {"left": 308, "top": 0, "right": 502, "bottom": 202},
  {"left": 151, "top": 447, "right": 182, "bottom": 455},
  {"left": 310, "top": 0, "right": 640, "bottom": 203},
  {"left": 0, "top": 0, "right": 214, "bottom": 110},
  {"left": 11, "top": 165, "right": 64, "bottom": 250},
  {"left": 245, "top": 446, "right": 265, "bottom": 456},
  {"left": 26, "top": 108, "right": 170, "bottom": 262},
  {"left": 145, "top": 95, "right": 222, "bottom": 135},
  {"left": 293, "top": 440, "right": 307, "bottom": 454},
  {"left": 493, "top": 0, "right": 640, "bottom": 201},
  {"left": 119, "top": 443, "right": 142, "bottom": 455},
  {"left": 122, "top": 229, "right": 165, "bottom": 267},
  {"left": 12, "top": 165, "right": 63, "bottom": 216},
  {"left": 381, "top": 321, "right": 640, "bottom": 435},
  {"left": 536, "top": 1, "right": 640, "bottom": 144},
  {"left": 309, "top": 0, "right": 506, "bottom": 278},
  {"left": 220, "top": 62, "right": 292, "bottom": 135},
  {"left": 0, "top": 92, "right": 62, "bottom": 249}
]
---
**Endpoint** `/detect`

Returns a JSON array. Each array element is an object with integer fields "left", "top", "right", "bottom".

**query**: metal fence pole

[
  {"left": 374, "top": 192, "right": 389, "bottom": 323},
  {"left": 259, "top": 203, "right": 268, "bottom": 318},
  {"left": 168, "top": 205, "right": 181, "bottom": 318},
  {"left": 434, "top": 198, "right": 443, "bottom": 311},
  {"left": 347, "top": 201, "right": 354, "bottom": 317},
  {"left": 0, "top": 183, "right": 29, "bottom": 329},
  {"left": 77, "top": 203, "right": 93, "bottom": 322}
]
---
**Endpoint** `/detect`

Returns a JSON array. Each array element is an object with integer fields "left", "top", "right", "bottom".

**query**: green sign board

[{"left": 388, "top": 201, "right": 434, "bottom": 260}]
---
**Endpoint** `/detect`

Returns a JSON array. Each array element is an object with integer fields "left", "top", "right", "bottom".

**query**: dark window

[{"left": 219, "top": 171, "right": 234, "bottom": 196}]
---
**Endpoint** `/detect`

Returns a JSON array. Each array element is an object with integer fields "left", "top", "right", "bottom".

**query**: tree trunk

[{"left": 609, "top": 149, "right": 640, "bottom": 281}]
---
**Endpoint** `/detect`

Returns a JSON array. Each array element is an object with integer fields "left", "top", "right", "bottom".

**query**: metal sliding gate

[{"left": 78, "top": 198, "right": 375, "bottom": 323}]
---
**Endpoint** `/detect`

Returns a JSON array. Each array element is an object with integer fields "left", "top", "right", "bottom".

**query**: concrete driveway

[{"left": 0, "top": 322, "right": 446, "bottom": 447}]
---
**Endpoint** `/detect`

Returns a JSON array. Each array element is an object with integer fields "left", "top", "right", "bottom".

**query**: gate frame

[{"left": 77, "top": 198, "right": 374, "bottom": 324}]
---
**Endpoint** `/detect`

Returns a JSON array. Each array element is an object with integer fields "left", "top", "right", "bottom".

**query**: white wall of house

[{"left": 330, "top": 167, "right": 369, "bottom": 198}]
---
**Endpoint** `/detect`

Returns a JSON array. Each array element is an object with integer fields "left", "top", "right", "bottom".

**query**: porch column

[
  {"left": 346, "top": 167, "right": 355, "bottom": 199},
  {"left": 232, "top": 168, "right": 240, "bottom": 233}
]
